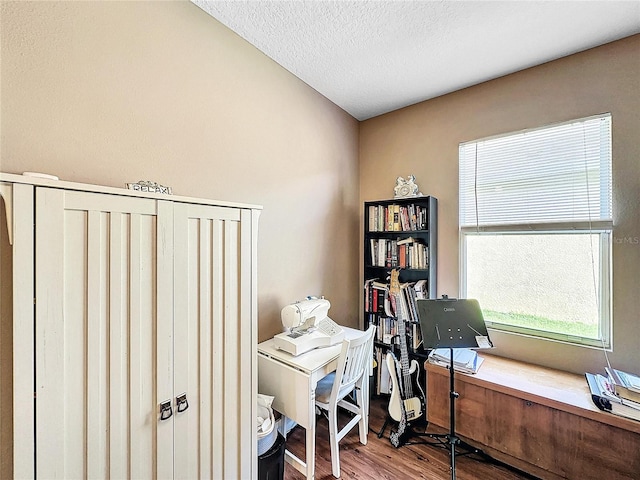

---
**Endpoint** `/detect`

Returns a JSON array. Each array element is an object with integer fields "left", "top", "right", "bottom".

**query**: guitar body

[{"left": 387, "top": 353, "right": 425, "bottom": 423}]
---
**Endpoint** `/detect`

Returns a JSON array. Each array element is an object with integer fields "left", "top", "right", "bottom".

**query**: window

[{"left": 459, "top": 114, "right": 612, "bottom": 347}]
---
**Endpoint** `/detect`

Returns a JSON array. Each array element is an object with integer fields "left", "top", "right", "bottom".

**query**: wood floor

[{"left": 282, "top": 395, "right": 539, "bottom": 480}]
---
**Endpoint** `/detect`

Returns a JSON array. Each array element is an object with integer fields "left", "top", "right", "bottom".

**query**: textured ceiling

[{"left": 193, "top": 1, "right": 640, "bottom": 120}]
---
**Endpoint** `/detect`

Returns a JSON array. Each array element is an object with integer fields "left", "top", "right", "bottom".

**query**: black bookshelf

[{"left": 363, "top": 196, "right": 437, "bottom": 395}]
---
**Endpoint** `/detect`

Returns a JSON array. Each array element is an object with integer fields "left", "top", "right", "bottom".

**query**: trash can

[
  {"left": 257, "top": 394, "right": 284, "bottom": 480},
  {"left": 257, "top": 394, "right": 277, "bottom": 455},
  {"left": 258, "top": 432, "right": 285, "bottom": 480}
]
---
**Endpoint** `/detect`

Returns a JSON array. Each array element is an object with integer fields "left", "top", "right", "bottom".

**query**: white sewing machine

[{"left": 273, "top": 297, "right": 345, "bottom": 356}]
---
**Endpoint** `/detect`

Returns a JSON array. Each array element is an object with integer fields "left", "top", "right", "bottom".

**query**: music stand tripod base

[{"left": 416, "top": 298, "right": 492, "bottom": 480}]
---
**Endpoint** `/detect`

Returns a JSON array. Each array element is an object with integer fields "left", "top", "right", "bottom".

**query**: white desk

[{"left": 258, "top": 327, "right": 366, "bottom": 480}]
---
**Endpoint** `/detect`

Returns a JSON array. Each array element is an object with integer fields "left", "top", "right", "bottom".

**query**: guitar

[{"left": 386, "top": 269, "right": 426, "bottom": 440}]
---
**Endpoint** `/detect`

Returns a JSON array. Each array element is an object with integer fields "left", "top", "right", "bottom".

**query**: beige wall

[
  {"left": 360, "top": 35, "right": 640, "bottom": 375},
  {"left": 0, "top": 1, "right": 360, "bottom": 333}
]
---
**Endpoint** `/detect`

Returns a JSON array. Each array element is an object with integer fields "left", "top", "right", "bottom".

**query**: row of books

[
  {"left": 364, "top": 278, "right": 428, "bottom": 323},
  {"left": 427, "top": 348, "right": 484, "bottom": 374},
  {"left": 366, "top": 313, "right": 423, "bottom": 350},
  {"left": 367, "top": 203, "right": 429, "bottom": 232},
  {"left": 368, "top": 237, "right": 428, "bottom": 269},
  {"left": 374, "top": 315, "right": 398, "bottom": 344},
  {"left": 585, "top": 370, "right": 640, "bottom": 422}
]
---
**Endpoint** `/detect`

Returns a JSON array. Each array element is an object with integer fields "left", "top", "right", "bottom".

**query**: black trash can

[{"left": 258, "top": 432, "right": 285, "bottom": 480}]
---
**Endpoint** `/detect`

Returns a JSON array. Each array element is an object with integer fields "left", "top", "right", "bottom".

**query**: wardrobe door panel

[
  {"left": 35, "top": 188, "right": 172, "bottom": 479},
  {"left": 173, "top": 203, "right": 257, "bottom": 480}
]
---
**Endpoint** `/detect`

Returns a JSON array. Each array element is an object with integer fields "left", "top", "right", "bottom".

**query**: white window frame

[{"left": 459, "top": 114, "right": 612, "bottom": 348}]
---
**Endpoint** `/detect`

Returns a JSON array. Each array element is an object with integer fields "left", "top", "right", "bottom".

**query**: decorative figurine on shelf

[
  {"left": 394, "top": 175, "right": 423, "bottom": 199},
  {"left": 126, "top": 180, "right": 172, "bottom": 195}
]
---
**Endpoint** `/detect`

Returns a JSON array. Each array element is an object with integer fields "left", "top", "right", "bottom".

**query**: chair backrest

[{"left": 330, "top": 325, "right": 376, "bottom": 403}]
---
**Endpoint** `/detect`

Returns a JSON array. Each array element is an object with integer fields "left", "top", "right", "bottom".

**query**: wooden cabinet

[
  {"left": 426, "top": 354, "right": 640, "bottom": 480},
  {"left": 1, "top": 173, "right": 261, "bottom": 479}
]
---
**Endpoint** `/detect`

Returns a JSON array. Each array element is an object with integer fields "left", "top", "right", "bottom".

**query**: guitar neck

[{"left": 390, "top": 269, "right": 412, "bottom": 378}]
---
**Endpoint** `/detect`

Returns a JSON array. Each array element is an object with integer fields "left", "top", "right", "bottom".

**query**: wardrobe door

[
  {"left": 173, "top": 203, "right": 258, "bottom": 480},
  {"left": 35, "top": 187, "right": 174, "bottom": 479}
]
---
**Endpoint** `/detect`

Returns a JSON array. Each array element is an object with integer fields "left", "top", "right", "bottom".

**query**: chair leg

[
  {"left": 356, "top": 387, "right": 367, "bottom": 445},
  {"left": 328, "top": 406, "right": 341, "bottom": 478}
]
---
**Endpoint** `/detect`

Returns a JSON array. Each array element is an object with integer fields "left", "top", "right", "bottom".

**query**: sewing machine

[{"left": 273, "top": 297, "right": 345, "bottom": 356}]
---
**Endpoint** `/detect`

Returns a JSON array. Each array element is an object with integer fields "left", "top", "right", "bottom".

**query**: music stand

[{"left": 416, "top": 297, "right": 492, "bottom": 480}]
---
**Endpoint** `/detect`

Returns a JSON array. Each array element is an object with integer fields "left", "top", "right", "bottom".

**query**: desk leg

[{"left": 306, "top": 393, "right": 316, "bottom": 480}]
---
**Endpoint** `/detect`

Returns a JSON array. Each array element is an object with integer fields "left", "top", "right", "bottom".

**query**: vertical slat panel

[
  {"left": 172, "top": 204, "right": 188, "bottom": 477},
  {"left": 130, "top": 213, "right": 158, "bottom": 478},
  {"left": 35, "top": 188, "right": 66, "bottom": 477},
  {"left": 11, "top": 183, "right": 35, "bottom": 479},
  {"left": 211, "top": 218, "right": 225, "bottom": 480},
  {"left": 63, "top": 208, "right": 87, "bottom": 478},
  {"left": 156, "top": 200, "right": 174, "bottom": 480},
  {"left": 129, "top": 213, "right": 142, "bottom": 480},
  {"left": 239, "top": 209, "right": 257, "bottom": 478},
  {"left": 87, "top": 210, "right": 108, "bottom": 478},
  {"left": 140, "top": 213, "right": 157, "bottom": 478},
  {"left": 223, "top": 219, "right": 240, "bottom": 478},
  {"left": 188, "top": 218, "right": 202, "bottom": 479},
  {"left": 109, "top": 212, "right": 128, "bottom": 479},
  {"left": 199, "top": 219, "right": 212, "bottom": 478},
  {"left": 251, "top": 209, "right": 260, "bottom": 478}
]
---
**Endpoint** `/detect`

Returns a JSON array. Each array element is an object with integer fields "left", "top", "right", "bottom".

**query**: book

[
  {"left": 427, "top": 348, "right": 484, "bottom": 374},
  {"left": 595, "top": 373, "right": 640, "bottom": 410},
  {"left": 369, "top": 239, "right": 377, "bottom": 266},
  {"left": 386, "top": 206, "right": 394, "bottom": 231},
  {"left": 368, "top": 205, "right": 377, "bottom": 232},
  {"left": 413, "top": 279, "right": 427, "bottom": 299},
  {"left": 392, "top": 204, "right": 401, "bottom": 231},
  {"left": 606, "top": 367, "right": 640, "bottom": 403},
  {"left": 411, "top": 322, "right": 423, "bottom": 350},
  {"left": 396, "top": 236, "right": 416, "bottom": 246},
  {"left": 585, "top": 372, "right": 640, "bottom": 422},
  {"left": 379, "top": 351, "right": 392, "bottom": 394},
  {"left": 377, "top": 239, "right": 386, "bottom": 267}
]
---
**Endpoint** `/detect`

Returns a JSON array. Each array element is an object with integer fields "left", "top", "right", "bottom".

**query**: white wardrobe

[{"left": 0, "top": 172, "right": 260, "bottom": 479}]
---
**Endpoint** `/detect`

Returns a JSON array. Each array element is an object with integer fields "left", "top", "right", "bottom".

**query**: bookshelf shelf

[{"left": 363, "top": 196, "right": 437, "bottom": 395}]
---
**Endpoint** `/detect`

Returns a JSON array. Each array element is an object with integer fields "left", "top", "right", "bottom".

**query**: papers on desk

[{"left": 427, "top": 348, "right": 484, "bottom": 374}]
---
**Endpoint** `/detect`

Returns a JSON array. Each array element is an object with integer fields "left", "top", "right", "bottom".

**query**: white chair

[{"left": 314, "top": 325, "right": 376, "bottom": 478}]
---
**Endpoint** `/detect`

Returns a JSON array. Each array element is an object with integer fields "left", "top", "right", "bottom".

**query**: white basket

[{"left": 257, "top": 404, "right": 276, "bottom": 456}]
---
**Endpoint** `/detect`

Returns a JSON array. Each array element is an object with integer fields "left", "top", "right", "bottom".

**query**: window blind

[{"left": 459, "top": 114, "right": 612, "bottom": 228}]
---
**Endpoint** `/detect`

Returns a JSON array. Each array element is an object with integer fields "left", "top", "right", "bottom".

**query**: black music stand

[{"left": 416, "top": 297, "right": 493, "bottom": 480}]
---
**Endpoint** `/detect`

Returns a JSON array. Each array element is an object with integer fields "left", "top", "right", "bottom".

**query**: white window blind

[{"left": 459, "top": 114, "right": 612, "bottom": 228}]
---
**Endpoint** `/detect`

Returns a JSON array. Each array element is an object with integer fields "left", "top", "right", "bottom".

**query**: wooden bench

[{"left": 425, "top": 354, "right": 640, "bottom": 480}]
